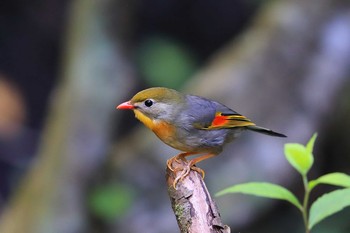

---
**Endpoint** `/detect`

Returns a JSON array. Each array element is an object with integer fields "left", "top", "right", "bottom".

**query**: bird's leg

[
  {"left": 166, "top": 152, "right": 196, "bottom": 171},
  {"left": 188, "top": 153, "right": 217, "bottom": 178},
  {"left": 172, "top": 153, "right": 217, "bottom": 188}
]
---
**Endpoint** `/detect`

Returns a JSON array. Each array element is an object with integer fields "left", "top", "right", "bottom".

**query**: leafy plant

[{"left": 217, "top": 133, "right": 350, "bottom": 233}]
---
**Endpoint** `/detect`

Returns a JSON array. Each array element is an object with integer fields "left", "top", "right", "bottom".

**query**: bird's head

[{"left": 117, "top": 87, "right": 185, "bottom": 126}]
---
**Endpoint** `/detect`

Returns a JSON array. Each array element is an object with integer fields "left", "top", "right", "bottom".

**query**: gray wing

[
  {"left": 177, "top": 95, "right": 239, "bottom": 129},
  {"left": 178, "top": 95, "right": 217, "bottom": 128},
  {"left": 183, "top": 95, "right": 256, "bottom": 130}
]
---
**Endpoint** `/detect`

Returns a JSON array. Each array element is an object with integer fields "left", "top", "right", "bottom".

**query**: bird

[{"left": 117, "top": 87, "right": 286, "bottom": 188}]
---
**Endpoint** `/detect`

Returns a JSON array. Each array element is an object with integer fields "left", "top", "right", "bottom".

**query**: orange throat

[{"left": 133, "top": 109, "right": 175, "bottom": 141}]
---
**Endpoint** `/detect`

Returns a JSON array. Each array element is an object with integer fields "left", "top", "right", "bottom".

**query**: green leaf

[
  {"left": 284, "top": 143, "right": 314, "bottom": 175},
  {"left": 309, "top": 172, "right": 350, "bottom": 190},
  {"left": 306, "top": 133, "right": 318, "bottom": 154},
  {"left": 309, "top": 188, "right": 350, "bottom": 229},
  {"left": 216, "top": 182, "right": 302, "bottom": 211}
]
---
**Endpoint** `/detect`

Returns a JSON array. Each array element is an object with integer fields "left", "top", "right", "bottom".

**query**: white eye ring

[{"left": 144, "top": 99, "right": 154, "bottom": 107}]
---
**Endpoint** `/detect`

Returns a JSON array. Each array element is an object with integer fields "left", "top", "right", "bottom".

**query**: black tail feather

[{"left": 247, "top": 125, "right": 286, "bottom": 137}]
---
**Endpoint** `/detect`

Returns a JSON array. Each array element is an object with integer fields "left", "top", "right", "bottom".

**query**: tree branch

[{"left": 166, "top": 159, "right": 231, "bottom": 233}]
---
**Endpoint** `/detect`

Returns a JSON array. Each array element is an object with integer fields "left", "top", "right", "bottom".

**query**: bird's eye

[{"left": 144, "top": 99, "right": 153, "bottom": 107}]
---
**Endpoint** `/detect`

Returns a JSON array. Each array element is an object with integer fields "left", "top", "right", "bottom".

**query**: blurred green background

[{"left": 0, "top": 0, "right": 350, "bottom": 232}]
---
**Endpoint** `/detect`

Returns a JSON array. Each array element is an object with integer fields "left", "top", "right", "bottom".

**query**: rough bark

[{"left": 166, "top": 159, "right": 230, "bottom": 233}]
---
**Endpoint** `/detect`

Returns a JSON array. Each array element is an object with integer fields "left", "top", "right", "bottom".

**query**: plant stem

[{"left": 302, "top": 175, "right": 311, "bottom": 233}]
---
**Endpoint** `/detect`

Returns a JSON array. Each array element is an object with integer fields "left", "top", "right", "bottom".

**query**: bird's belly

[
  {"left": 167, "top": 128, "right": 238, "bottom": 153},
  {"left": 180, "top": 129, "right": 230, "bottom": 153},
  {"left": 150, "top": 121, "right": 196, "bottom": 151},
  {"left": 151, "top": 121, "right": 188, "bottom": 149},
  {"left": 152, "top": 121, "right": 242, "bottom": 153}
]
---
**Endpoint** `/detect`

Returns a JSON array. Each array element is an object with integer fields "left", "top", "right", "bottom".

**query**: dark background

[{"left": 0, "top": 0, "right": 349, "bottom": 232}]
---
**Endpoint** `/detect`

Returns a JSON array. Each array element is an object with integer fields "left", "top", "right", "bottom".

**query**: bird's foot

[
  {"left": 166, "top": 153, "right": 189, "bottom": 172},
  {"left": 172, "top": 160, "right": 205, "bottom": 189},
  {"left": 190, "top": 166, "right": 205, "bottom": 179}
]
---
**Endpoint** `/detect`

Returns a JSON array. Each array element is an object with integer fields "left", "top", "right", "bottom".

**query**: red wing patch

[
  {"left": 206, "top": 112, "right": 255, "bottom": 129},
  {"left": 211, "top": 114, "right": 229, "bottom": 126}
]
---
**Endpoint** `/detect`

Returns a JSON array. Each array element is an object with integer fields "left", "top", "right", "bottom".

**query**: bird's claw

[
  {"left": 166, "top": 155, "right": 186, "bottom": 172},
  {"left": 172, "top": 166, "right": 190, "bottom": 189},
  {"left": 190, "top": 166, "right": 205, "bottom": 179},
  {"left": 167, "top": 153, "right": 206, "bottom": 189},
  {"left": 172, "top": 161, "right": 205, "bottom": 189}
]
